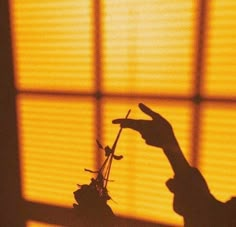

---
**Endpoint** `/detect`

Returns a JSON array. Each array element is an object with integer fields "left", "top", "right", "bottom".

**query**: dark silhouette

[
  {"left": 73, "top": 180, "right": 115, "bottom": 226},
  {"left": 73, "top": 145, "right": 116, "bottom": 227},
  {"left": 73, "top": 111, "right": 131, "bottom": 226},
  {"left": 113, "top": 103, "right": 236, "bottom": 227}
]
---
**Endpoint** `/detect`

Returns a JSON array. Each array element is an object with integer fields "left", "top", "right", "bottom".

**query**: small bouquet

[{"left": 73, "top": 110, "right": 131, "bottom": 226}]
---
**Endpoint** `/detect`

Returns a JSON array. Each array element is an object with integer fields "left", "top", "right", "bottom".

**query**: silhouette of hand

[{"left": 112, "top": 103, "right": 178, "bottom": 149}]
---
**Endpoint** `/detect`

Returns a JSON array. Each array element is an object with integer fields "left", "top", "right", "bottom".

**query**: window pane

[
  {"left": 102, "top": 99, "right": 191, "bottom": 226},
  {"left": 17, "top": 95, "right": 95, "bottom": 207},
  {"left": 102, "top": 0, "right": 195, "bottom": 95},
  {"left": 11, "top": 0, "right": 94, "bottom": 92},
  {"left": 204, "top": 1, "right": 236, "bottom": 97},
  {"left": 199, "top": 103, "right": 236, "bottom": 201}
]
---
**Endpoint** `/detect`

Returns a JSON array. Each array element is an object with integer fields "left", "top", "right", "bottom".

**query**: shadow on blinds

[{"left": 24, "top": 201, "right": 180, "bottom": 227}]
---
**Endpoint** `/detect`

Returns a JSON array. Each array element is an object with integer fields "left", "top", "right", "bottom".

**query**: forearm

[{"left": 162, "top": 140, "right": 191, "bottom": 176}]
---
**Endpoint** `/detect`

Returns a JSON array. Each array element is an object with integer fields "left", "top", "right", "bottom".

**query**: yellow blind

[
  {"left": 17, "top": 95, "right": 95, "bottom": 207},
  {"left": 204, "top": 0, "right": 236, "bottom": 97},
  {"left": 11, "top": 0, "right": 93, "bottom": 92},
  {"left": 102, "top": 0, "right": 195, "bottom": 95},
  {"left": 11, "top": 0, "right": 236, "bottom": 227},
  {"left": 199, "top": 0, "right": 236, "bottom": 204},
  {"left": 199, "top": 103, "right": 236, "bottom": 201}
]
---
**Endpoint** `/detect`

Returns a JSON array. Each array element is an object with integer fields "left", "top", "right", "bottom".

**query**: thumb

[{"left": 139, "top": 103, "right": 158, "bottom": 119}]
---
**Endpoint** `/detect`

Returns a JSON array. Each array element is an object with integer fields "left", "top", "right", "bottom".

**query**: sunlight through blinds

[
  {"left": 204, "top": 0, "right": 236, "bottom": 97},
  {"left": 11, "top": 0, "right": 94, "bottom": 92},
  {"left": 103, "top": 100, "right": 192, "bottom": 226},
  {"left": 11, "top": 0, "right": 236, "bottom": 226},
  {"left": 199, "top": 103, "right": 236, "bottom": 202},
  {"left": 17, "top": 95, "right": 95, "bottom": 207},
  {"left": 27, "top": 220, "right": 59, "bottom": 227},
  {"left": 102, "top": 0, "right": 196, "bottom": 95}
]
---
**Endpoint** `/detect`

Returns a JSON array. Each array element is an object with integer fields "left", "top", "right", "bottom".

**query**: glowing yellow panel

[
  {"left": 204, "top": 1, "right": 236, "bottom": 97},
  {"left": 199, "top": 103, "right": 236, "bottom": 201},
  {"left": 11, "top": 0, "right": 94, "bottom": 92},
  {"left": 27, "top": 220, "right": 60, "bottom": 227},
  {"left": 17, "top": 95, "right": 95, "bottom": 207},
  {"left": 102, "top": 99, "right": 191, "bottom": 226},
  {"left": 102, "top": 0, "right": 195, "bottom": 95}
]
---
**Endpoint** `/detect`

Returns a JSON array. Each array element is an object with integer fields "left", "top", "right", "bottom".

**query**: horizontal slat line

[
  {"left": 20, "top": 118, "right": 93, "bottom": 126},
  {"left": 14, "top": 12, "right": 91, "bottom": 18},
  {"left": 103, "top": 44, "right": 192, "bottom": 49},
  {"left": 23, "top": 178, "right": 90, "bottom": 190},
  {"left": 23, "top": 173, "right": 87, "bottom": 185},
  {"left": 17, "top": 49, "right": 91, "bottom": 54},
  {"left": 14, "top": 1, "right": 90, "bottom": 7},
  {"left": 19, "top": 131, "right": 92, "bottom": 140},
  {"left": 25, "top": 178, "right": 91, "bottom": 189},
  {"left": 17, "top": 90, "right": 236, "bottom": 103},
  {"left": 103, "top": 14, "right": 193, "bottom": 20},
  {"left": 103, "top": 33, "right": 192, "bottom": 39},
  {"left": 104, "top": 24, "right": 192, "bottom": 29},
  {"left": 104, "top": 3, "right": 192, "bottom": 9},
  {"left": 22, "top": 148, "right": 93, "bottom": 159},
  {"left": 23, "top": 165, "right": 93, "bottom": 177},
  {"left": 102, "top": 56, "right": 191, "bottom": 61},
  {"left": 16, "top": 36, "right": 91, "bottom": 41},
  {"left": 15, "top": 28, "right": 91, "bottom": 33},
  {"left": 23, "top": 168, "right": 92, "bottom": 179},
  {"left": 22, "top": 150, "right": 93, "bottom": 161},
  {"left": 16, "top": 65, "right": 92, "bottom": 71},
  {"left": 23, "top": 177, "right": 80, "bottom": 189},
  {"left": 14, "top": 22, "right": 91, "bottom": 28},
  {"left": 102, "top": 47, "right": 192, "bottom": 52}
]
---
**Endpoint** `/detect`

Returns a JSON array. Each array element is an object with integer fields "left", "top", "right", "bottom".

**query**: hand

[{"left": 112, "top": 103, "right": 178, "bottom": 149}]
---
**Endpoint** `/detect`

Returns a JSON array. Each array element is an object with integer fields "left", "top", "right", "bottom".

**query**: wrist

[{"left": 162, "top": 137, "right": 180, "bottom": 152}]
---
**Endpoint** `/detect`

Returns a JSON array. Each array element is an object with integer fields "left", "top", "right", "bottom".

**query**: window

[{"left": 10, "top": 0, "right": 236, "bottom": 226}]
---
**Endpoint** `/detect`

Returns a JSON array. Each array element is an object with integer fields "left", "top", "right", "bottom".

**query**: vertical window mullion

[{"left": 191, "top": 0, "right": 209, "bottom": 167}]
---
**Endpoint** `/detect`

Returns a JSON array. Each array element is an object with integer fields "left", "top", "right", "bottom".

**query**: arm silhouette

[
  {"left": 113, "top": 103, "right": 236, "bottom": 227},
  {"left": 113, "top": 103, "right": 190, "bottom": 177}
]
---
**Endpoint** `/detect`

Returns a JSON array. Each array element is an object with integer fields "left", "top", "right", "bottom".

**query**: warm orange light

[
  {"left": 17, "top": 95, "right": 95, "bottom": 207},
  {"left": 11, "top": 0, "right": 94, "bottom": 92},
  {"left": 27, "top": 220, "right": 58, "bottom": 227},
  {"left": 102, "top": 0, "right": 195, "bottom": 95},
  {"left": 199, "top": 103, "right": 236, "bottom": 201},
  {"left": 204, "top": 0, "right": 236, "bottom": 97},
  {"left": 11, "top": 0, "right": 236, "bottom": 226}
]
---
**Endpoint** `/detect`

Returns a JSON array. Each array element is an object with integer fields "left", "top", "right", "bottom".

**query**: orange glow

[
  {"left": 103, "top": 99, "right": 191, "bottom": 225},
  {"left": 17, "top": 95, "right": 95, "bottom": 207},
  {"left": 102, "top": 0, "right": 196, "bottom": 95},
  {"left": 10, "top": 0, "right": 236, "bottom": 226},
  {"left": 199, "top": 103, "right": 236, "bottom": 201},
  {"left": 27, "top": 220, "right": 59, "bottom": 227},
  {"left": 11, "top": 0, "right": 94, "bottom": 92},
  {"left": 204, "top": 0, "right": 236, "bottom": 97}
]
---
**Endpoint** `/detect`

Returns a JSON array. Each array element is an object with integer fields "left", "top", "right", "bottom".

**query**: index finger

[{"left": 112, "top": 118, "right": 141, "bottom": 132}]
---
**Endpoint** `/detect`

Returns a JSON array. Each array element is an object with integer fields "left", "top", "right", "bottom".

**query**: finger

[
  {"left": 112, "top": 118, "right": 125, "bottom": 124},
  {"left": 139, "top": 103, "right": 165, "bottom": 121},
  {"left": 139, "top": 103, "right": 159, "bottom": 119},
  {"left": 112, "top": 119, "right": 142, "bottom": 132}
]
